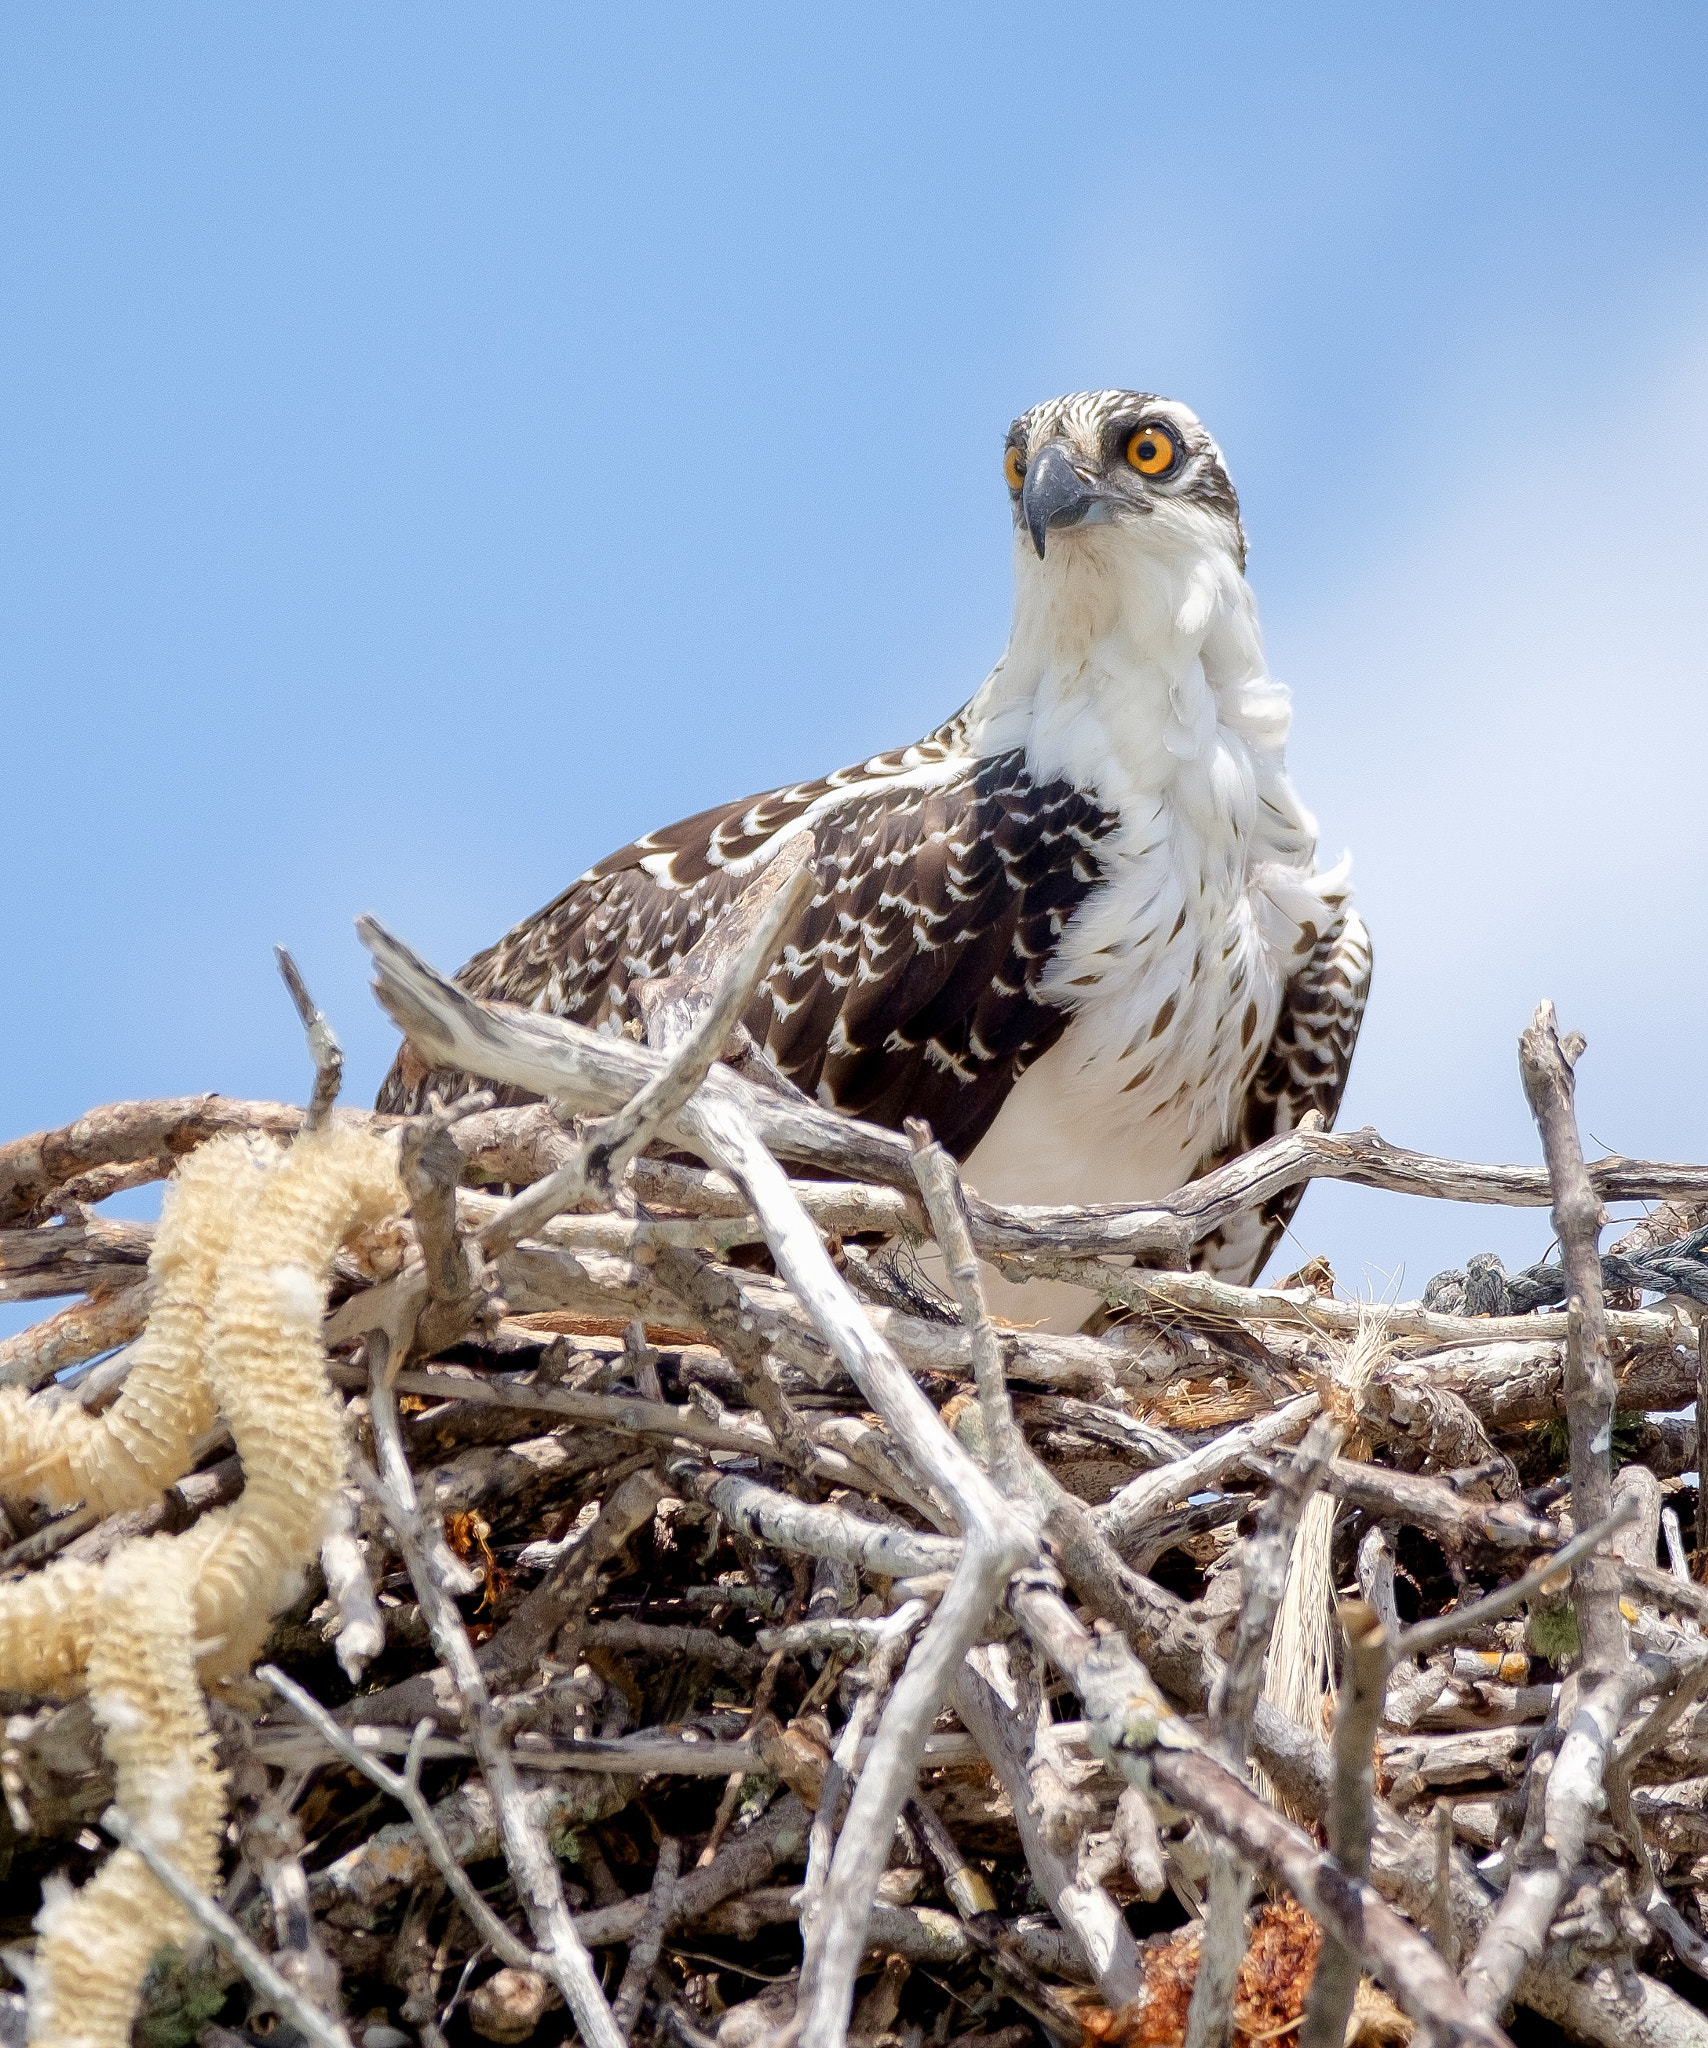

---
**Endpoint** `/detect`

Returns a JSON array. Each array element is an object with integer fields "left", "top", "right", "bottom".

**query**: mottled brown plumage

[
  {"left": 380, "top": 390, "right": 1370, "bottom": 1298},
  {"left": 380, "top": 722, "right": 1119, "bottom": 1161}
]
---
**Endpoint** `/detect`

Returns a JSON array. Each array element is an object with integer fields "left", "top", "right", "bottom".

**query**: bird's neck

[{"left": 960, "top": 526, "right": 1293, "bottom": 811}]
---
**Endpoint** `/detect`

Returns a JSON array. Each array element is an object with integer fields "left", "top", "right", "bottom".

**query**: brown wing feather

[
  {"left": 377, "top": 743, "right": 1117, "bottom": 1161},
  {"left": 1190, "top": 910, "right": 1373, "bottom": 1284}
]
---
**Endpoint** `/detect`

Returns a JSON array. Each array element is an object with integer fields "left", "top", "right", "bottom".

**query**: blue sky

[{"left": 5, "top": 5, "right": 1708, "bottom": 1300}]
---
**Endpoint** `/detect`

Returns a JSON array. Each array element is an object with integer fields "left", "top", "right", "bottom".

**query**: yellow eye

[
  {"left": 1003, "top": 444, "right": 1026, "bottom": 492},
  {"left": 1126, "top": 424, "right": 1178, "bottom": 476}
]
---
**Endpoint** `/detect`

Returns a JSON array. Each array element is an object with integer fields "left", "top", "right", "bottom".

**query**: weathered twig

[
  {"left": 1297, "top": 1599, "right": 1388, "bottom": 2048},
  {"left": 1098, "top": 1394, "right": 1319, "bottom": 1551},
  {"left": 568, "top": 1793, "right": 813, "bottom": 1948},
  {"left": 398, "top": 1104, "right": 493, "bottom": 1359},
  {"left": 796, "top": 1623, "right": 913, "bottom": 1979},
  {"left": 908, "top": 1124, "right": 1026, "bottom": 1497},
  {"left": 1460, "top": 1009, "right": 1638, "bottom": 2022},
  {"left": 0, "top": 1284, "right": 150, "bottom": 1392},
  {"left": 612, "top": 1836, "right": 680, "bottom": 2036},
  {"left": 1460, "top": 1656, "right": 1663, "bottom": 2020},
  {"left": 274, "top": 946, "right": 345, "bottom": 1131},
  {"left": 953, "top": 1647, "right": 1147, "bottom": 2008},
  {"left": 101, "top": 1804, "right": 355, "bottom": 2048},
  {"left": 687, "top": 1094, "right": 1039, "bottom": 2048},
  {"left": 1517, "top": 1004, "right": 1623, "bottom": 1676},
  {"left": 1185, "top": 1416, "right": 1336, "bottom": 2048},
  {"left": 1011, "top": 1576, "right": 1513, "bottom": 2048},
  {"left": 677, "top": 1462, "right": 959, "bottom": 1580},
  {"left": 1397, "top": 1497, "right": 1639, "bottom": 1664},
  {"left": 259, "top": 1665, "right": 549, "bottom": 1975},
  {"left": 364, "top": 1348, "right": 626, "bottom": 2048},
  {"left": 1024, "top": 1257, "right": 1676, "bottom": 1350}
]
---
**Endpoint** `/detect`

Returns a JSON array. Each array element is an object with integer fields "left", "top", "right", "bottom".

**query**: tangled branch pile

[{"left": 4, "top": 887, "right": 1708, "bottom": 2048}]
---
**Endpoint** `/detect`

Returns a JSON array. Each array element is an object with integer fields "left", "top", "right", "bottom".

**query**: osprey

[{"left": 380, "top": 391, "right": 1370, "bottom": 1322}]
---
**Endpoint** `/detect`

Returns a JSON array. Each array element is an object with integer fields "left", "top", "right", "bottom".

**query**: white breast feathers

[{"left": 957, "top": 508, "right": 1348, "bottom": 1323}]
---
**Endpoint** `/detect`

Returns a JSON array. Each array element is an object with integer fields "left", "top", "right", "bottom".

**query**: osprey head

[{"left": 1005, "top": 390, "right": 1246, "bottom": 568}]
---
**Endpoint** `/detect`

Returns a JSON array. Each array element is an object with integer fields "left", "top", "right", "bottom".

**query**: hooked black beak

[{"left": 1021, "top": 442, "right": 1102, "bottom": 558}]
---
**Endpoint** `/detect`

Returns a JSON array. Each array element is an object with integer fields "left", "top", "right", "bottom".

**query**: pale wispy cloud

[{"left": 1272, "top": 317, "right": 1708, "bottom": 1293}]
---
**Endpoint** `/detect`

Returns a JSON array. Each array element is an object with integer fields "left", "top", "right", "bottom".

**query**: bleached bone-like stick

[
  {"left": 760, "top": 1604, "right": 927, "bottom": 1657},
  {"left": 1186, "top": 1418, "right": 1336, "bottom": 2048},
  {"left": 1298, "top": 1599, "right": 1390, "bottom": 2048},
  {"left": 364, "top": 1347, "right": 626, "bottom": 2048},
  {"left": 14, "top": 1076, "right": 1708, "bottom": 1245},
  {"left": 1461, "top": 1652, "right": 1665, "bottom": 2021},
  {"left": 1016, "top": 1258, "right": 1676, "bottom": 1350},
  {"left": 1098, "top": 1394, "right": 1319, "bottom": 1550},
  {"left": 953, "top": 1649, "right": 1147, "bottom": 2009},
  {"left": 461, "top": 1182, "right": 913, "bottom": 1263},
  {"left": 479, "top": 853, "right": 817, "bottom": 1263},
  {"left": 1519, "top": 1005, "right": 1623, "bottom": 1674},
  {"left": 624, "top": 1154, "right": 921, "bottom": 1230},
  {"left": 274, "top": 947, "right": 344, "bottom": 1131},
  {"left": 1461, "top": 1009, "right": 1635, "bottom": 2022},
  {"left": 678, "top": 1463, "right": 960, "bottom": 1578},
  {"left": 1011, "top": 1576, "right": 1513, "bottom": 2048},
  {"left": 669, "top": 1104, "right": 1038, "bottom": 2048},
  {"left": 101, "top": 1805, "right": 354, "bottom": 2048},
  {"left": 908, "top": 1124, "right": 1026, "bottom": 1497}
]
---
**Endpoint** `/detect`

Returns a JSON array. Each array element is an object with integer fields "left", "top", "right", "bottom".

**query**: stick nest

[{"left": 0, "top": 924, "right": 1706, "bottom": 2048}]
